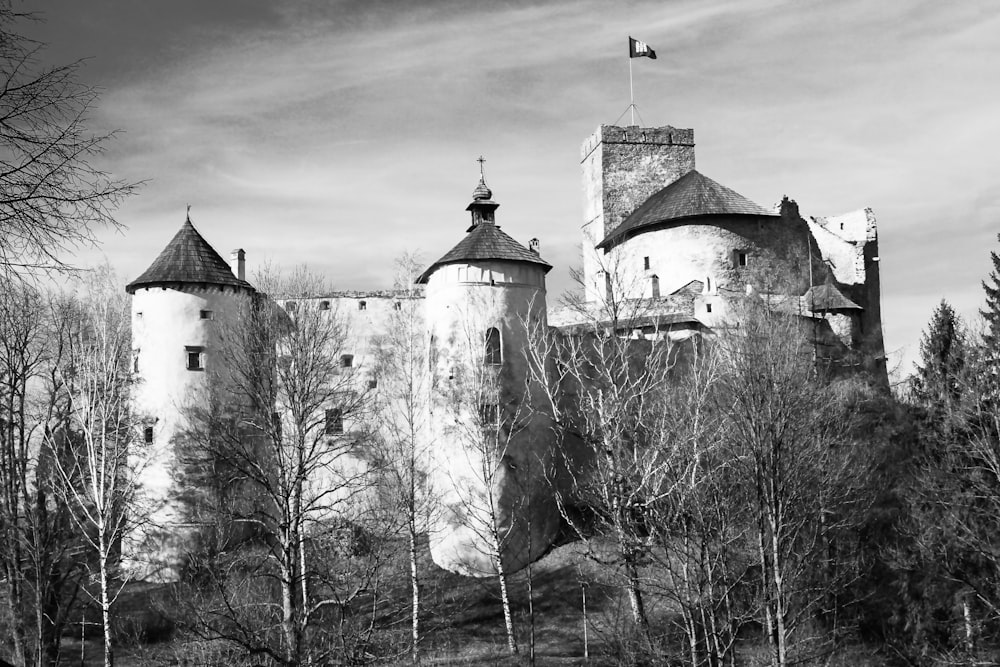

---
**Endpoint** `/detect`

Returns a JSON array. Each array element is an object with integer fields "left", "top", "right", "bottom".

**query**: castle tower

[
  {"left": 417, "top": 177, "right": 559, "bottom": 576},
  {"left": 125, "top": 214, "right": 254, "bottom": 581},
  {"left": 581, "top": 124, "right": 695, "bottom": 302}
]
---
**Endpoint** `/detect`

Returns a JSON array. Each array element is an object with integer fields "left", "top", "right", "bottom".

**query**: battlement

[{"left": 581, "top": 125, "right": 695, "bottom": 161}]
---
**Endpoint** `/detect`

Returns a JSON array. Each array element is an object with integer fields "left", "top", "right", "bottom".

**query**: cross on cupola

[{"left": 467, "top": 155, "right": 498, "bottom": 229}]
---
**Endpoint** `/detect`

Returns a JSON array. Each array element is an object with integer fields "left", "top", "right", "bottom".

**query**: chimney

[
  {"left": 529, "top": 238, "right": 540, "bottom": 255},
  {"left": 230, "top": 249, "right": 246, "bottom": 281}
]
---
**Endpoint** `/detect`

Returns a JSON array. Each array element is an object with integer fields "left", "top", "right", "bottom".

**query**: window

[
  {"left": 358, "top": 301, "right": 367, "bottom": 311},
  {"left": 185, "top": 346, "right": 204, "bottom": 371},
  {"left": 143, "top": 426, "right": 154, "bottom": 444},
  {"left": 706, "top": 303, "right": 713, "bottom": 313},
  {"left": 199, "top": 310, "right": 214, "bottom": 320},
  {"left": 320, "top": 301, "right": 331, "bottom": 311},
  {"left": 484, "top": 327, "right": 502, "bottom": 365},
  {"left": 650, "top": 274, "right": 660, "bottom": 299},
  {"left": 341, "top": 354, "right": 354, "bottom": 368},
  {"left": 479, "top": 403, "right": 499, "bottom": 427},
  {"left": 136, "top": 312, "right": 143, "bottom": 319},
  {"left": 394, "top": 301, "right": 402, "bottom": 311},
  {"left": 368, "top": 378, "right": 378, "bottom": 389},
  {"left": 133, "top": 350, "right": 140, "bottom": 373},
  {"left": 285, "top": 301, "right": 297, "bottom": 312},
  {"left": 326, "top": 408, "right": 344, "bottom": 435},
  {"left": 643, "top": 256, "right": 650, "bottom": 271},
  {"left": 733, "top": 250, "right": 748, "bottom": 268}
]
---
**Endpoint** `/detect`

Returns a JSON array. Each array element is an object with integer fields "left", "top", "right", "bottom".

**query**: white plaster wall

[
  {"left": 606, "top": 217, "right": 811, "bottom": 301},
  {"left": 423, "top": 260, "right": 558, "bottom": 576},
  {"left": 129, "top": 284, "right": 251, "bottom": 579}
]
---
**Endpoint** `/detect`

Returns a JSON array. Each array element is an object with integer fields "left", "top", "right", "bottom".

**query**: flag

[{"left": 629, "top": 36, "right": 657, "bottom": 60}]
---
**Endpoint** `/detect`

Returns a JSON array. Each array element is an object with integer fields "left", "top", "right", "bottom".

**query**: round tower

[
  {"left": 417, "top": 176, "right": 559, "bottom": 577},
  {"left": 125, "top": 213, "right": 254, "bottom": 581}
]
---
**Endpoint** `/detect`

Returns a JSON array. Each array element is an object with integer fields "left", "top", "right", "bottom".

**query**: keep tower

[{"left": 581, "top": 124, "right": 695, "bottom": 302}]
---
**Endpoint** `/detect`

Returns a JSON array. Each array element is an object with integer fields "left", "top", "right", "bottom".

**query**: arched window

[{"left": 484, "top": 327, "right": 502, "bottom": 365}]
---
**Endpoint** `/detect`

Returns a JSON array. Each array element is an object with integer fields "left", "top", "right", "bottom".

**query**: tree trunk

[
  {"left": 98, "top": 535, "right": 114, "bottom": 667},
  {"left": 494, "top": 543, "right": 518, "bottom": 655},
  {"left": 280, "top": 553, "right": 298, "bottom": 666},
  {"left": 408, "top": 521, "right": 420, "bottom": 664}
]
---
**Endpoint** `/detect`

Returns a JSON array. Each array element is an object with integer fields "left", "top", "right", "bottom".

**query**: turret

[
  {"left": 417, "top": 175, "right": 559, "bottom": 576},
  {"left": 125, "top": 212, "right": 254, "bottom": 581}
]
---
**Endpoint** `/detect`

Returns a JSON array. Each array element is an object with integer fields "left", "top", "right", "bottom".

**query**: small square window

[
  {"left": 185, "top": 346, "right": 204, "bottom": 371},
  {"left": 368, "top": 378, "right": 378, "bottom": 389},
  {"left": 326, "top": 408, "right": 344, "bottom": 435},
  {"left": 143, "top": 426, "right": 153, "bottom": 444},
  {"left": 341, "top": 354, "right": 354, "bottom": 368},
  {"left": 320, "top": 301, "right": 331, "bottom": 311},
  {"left": 358, "top": 301, "right": 367, "bottom": 311},
  {"left": 199, "top": 310, "right": 214, "bottom": 320},
  {"left": 733, "top": 250, "right": 748, "bottom": 268}
]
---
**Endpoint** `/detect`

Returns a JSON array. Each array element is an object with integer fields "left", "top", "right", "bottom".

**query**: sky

[{"left": 17, "top": 0, "right": 1000, "bottom": 379}]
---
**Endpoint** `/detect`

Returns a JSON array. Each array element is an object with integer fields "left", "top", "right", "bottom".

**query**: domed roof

[
  {"left": 597, "top": 170, "right": 778, "bottom": 249},
  {"left": 126, "top": 215, "right": 253, "bottom": 293},
  {"left": 472, "top": 177, "right": 492, "bottom": 201}
]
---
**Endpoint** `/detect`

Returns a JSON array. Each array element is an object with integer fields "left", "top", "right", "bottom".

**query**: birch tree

[
  {"left": 370, "top": 254, "right": 436, "bottom": 663},
  {"left": 48, "top": 273, "right": 146, "bottom": 667}
]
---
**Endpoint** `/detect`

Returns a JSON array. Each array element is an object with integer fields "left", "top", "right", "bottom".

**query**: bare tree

[
  {"left": 370, "top": 253, "right": 437, "bottom": 663},
  {"left": 525, "top": 256, "right": 684, "bottom": 636},
  {"left": 47, "top": 271, "right": 147, "bottom": 667},
  {"left": 714, "top": 299, "right": 865, "bottom": 667},
  {"left": 0, "top": 4, "right": 136, "bottom": 279},
  {"left": 175, "top": 266, "right": 378, "bottom": 665},
  {"left": 0, "top": 285, "right": 90, "bottom": 667}
]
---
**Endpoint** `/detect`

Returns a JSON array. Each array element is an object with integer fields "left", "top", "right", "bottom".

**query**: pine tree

[
  {"left": 913, "top": 299, "right": 966, "bottom": 411},
  {"left": 981, "top": 233, "right": 1000, "bottom": 353}
]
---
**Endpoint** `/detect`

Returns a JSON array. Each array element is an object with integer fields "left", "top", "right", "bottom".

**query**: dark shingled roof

[
  {"left": 126, "top": 217, "right": 253, "bottom": 293},
  {"left": 803, "top": 282, "right": 862, "bottom": 312},
  {"left": 416, "top": 222, "right": 551, "bottom": 283},
  {"left": 598, "top": 170, "right": 778, "bottom": 249}
]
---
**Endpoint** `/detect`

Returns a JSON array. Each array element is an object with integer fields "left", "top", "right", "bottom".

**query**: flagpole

[{"left": 628, "top": 55, "right": 635, "bottom": 126}]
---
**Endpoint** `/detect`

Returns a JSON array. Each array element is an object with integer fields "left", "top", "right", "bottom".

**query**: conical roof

[
  {"left": 416, "top": 222, "right": 551, "bottom": 283},
  {"left": 126, "top": 216, "right": 252, "bottom": 293},
  {"left": 598, "top": 170, "right": 777, "bottom": 249}
]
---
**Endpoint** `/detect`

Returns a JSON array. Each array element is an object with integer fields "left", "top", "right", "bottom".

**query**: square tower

[{"left": 581, "top": 125, "right": 695, "bottom": 302}]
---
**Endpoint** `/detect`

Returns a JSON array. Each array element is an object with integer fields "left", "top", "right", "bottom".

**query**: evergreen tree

[
  {"left": 913, "top": 300, "right": 966, "bottom": 412},
  {"left": 981, "top": 233, "right": 1000, "bottom": 362}
]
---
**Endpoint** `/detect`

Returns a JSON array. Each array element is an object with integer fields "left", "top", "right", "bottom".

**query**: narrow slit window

[
  {"left": 484, "top": 327, "right": 502, "bottom": 365},
  {"left": 733, "top": 250, "right": 748, "bottom": 268},
  {"left": 706, "top": 303, "right": 713, "bottom": 313},
  {"left": 358, "top": 301, "right": 367, "bottom": 311},
  {"left": 326, "top": 408, "right": 344, "bottom": 435},
  {"left": 643, "top": 256, "right": 650, "bottom": 271},
  {"left": 479, "top": 403, "right": 499, "bottom": 427},
  {"left": 394, "top": 301, "right": 402, "bottom": 311}
]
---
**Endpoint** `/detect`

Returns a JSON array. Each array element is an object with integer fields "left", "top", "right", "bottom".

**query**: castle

[{"left": 125, "top": 123, "right": 885, "bottom": 580}]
